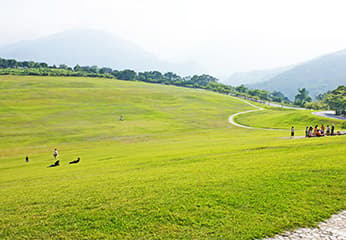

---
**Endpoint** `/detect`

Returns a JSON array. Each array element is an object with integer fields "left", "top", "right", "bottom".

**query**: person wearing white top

[{"left": 53, "top": 148, "right": 58, "bottom": 160}]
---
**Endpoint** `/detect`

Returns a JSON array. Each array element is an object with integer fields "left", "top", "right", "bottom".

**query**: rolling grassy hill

[{"left": 0, "top": 75, "right": 345, "bottom": 239}]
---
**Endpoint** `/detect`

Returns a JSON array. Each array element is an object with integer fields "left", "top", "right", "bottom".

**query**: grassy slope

[{"left": 0, "top": 75, "right": 345, "bottom": 239}]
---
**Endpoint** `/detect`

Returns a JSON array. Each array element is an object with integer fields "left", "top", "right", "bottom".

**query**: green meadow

[{"left": 0, "top": 75, "right": 345, "bottom": 239}]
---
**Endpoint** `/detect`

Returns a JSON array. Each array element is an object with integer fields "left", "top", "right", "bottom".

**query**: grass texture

[{"left": 0, "top": 75, "right": 345, "bottom": 239}]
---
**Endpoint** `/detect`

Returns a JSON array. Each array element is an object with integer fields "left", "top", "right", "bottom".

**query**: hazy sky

[{"left": 1, "top": 0, "right": 346, "bottom": 76}]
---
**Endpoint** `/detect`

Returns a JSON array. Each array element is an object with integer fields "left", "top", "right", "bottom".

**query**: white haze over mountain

[
  {"left": 0, "top": 29, "right": 205, "bottom": 76},
  {"left": 1, "top": 0, "right": 346, "bottom": 77}
]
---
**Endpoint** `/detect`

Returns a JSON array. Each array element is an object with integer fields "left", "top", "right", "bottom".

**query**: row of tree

[
  {"left": 303, "top": 86, "right": 345, "bottom": 115},
  {"left": 0, "top": 57, "right": 291, "bottom": 103},
  {"left": 234, "top": 84, "right": 290, "bottom": 103},
  {"left": 0, "top": 58, "right": 49, "bottom": 69},
  {"left": 2, "top": 57, "right": 343, "bottom": 115}
]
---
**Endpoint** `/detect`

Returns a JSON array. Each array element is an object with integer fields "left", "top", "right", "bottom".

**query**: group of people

[
  {"left": 25, "top": 148, "right": 80, "bottom": 167},
  {"left": 290, "top": 124, "right": 342, "bottom": 138},
  {"left": 48, "top": 148, "right": 80, "bottom": 167},
  {"left": 305, "top": 124, "right": 335, "bottom": 137}
]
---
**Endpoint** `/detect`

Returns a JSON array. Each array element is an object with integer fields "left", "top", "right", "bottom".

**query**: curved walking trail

[
  {"left": 312, "top": 110, "right": 346, "bottom": 120},
  {"left": 228, "top": 97, "right": 286, "bottom": 131},
  {"left": 229, "top": 97, "right": 345, "bottom": 131},
  {"left": 266, "top": 101, "right": 346, "bottom": 120}
]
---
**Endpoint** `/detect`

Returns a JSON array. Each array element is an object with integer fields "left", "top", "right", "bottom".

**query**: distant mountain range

[
  {"left": 222, "top": 66, "right": 292, "bottom": 86},
  {"left": 223, "top": 49, "right": 346, "bottom": 100},
  {"left": 0, "top": 29, "right": 204, "bottom": 76},
  {"left": 1, "top": 29, "right": 345, "bottom": 99},
  {"left": 250, "top": 49, "right": 346, "bottom": 99}
]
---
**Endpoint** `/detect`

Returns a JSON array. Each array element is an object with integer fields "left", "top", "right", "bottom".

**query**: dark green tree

[
  {"left": 235, "top": 84, "right": 248, "bottom": 93},
  {"left": 294, "top": 88, "right": 312, "bottom": 107},
  {"left": 323, "top": 85, "right": 346, "bottom": 115},
  {"left": 116, "top": 69, "right": 137, "bottom": 80},
  {"left": 73, "top": 64, "right": 82, "bottom": 72}
]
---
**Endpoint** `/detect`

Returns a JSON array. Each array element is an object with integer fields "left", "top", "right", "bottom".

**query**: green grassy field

[{"left": 0, "top": 75, "right": 345, "bottom": 239}]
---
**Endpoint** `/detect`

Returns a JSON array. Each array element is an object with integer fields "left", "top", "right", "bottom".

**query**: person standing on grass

[
  {"left": 291, "top": 126, "right": 295, "bottom": 138},
  {"left": 53, "top": 148, "right": 58, "bottom": 160},
  {"left": 25, "top": 156, "right": 29, "bottom": 162},
  {"left": 314, "top": 125, "right": 318, "bottom": 136},
  {"left": 309, "top": 126, "right": 313, "bottom": 137},
  {"left": 331, "top": 124, "right": 335, "bottom": 135},
  {"left": 326, "top": 125, "right": 330, "bottom": 136}
]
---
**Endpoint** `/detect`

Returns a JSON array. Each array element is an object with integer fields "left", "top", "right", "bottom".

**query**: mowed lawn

[{"left": 0, "top": 75, "right": 345, "bottom": 239}]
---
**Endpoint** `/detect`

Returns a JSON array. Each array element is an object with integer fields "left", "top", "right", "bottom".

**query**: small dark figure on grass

[
  {"left": 120, "top": 115, "right": 124, "bottom": 121},
  {"left": 25, "top": 156, "right": 29, "bottom": 162},
  {"left": 48, "top": 160, "right": 60, "bottom": 168},
  {"left": 69, "top": 157, "right": 80, "bottom": 164},
  {"left": 291, "top": 126, "right": 295, "bottom": 138}
]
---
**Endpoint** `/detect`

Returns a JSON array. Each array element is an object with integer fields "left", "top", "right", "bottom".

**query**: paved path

[
  {"left": 266, "top": 102, "right": 345, "bottom": 120},
  {"left": 312, "top": 110, "right": 346, "bottom": 120},
  {"left": 265, "top": 211, "right": 346, "bottom": 240},
  {"left": 228, "top": 97, "right": 286, "bottom": 131},
  {"left": 229, "top": 98, "right": 345, "bottom": 131}
]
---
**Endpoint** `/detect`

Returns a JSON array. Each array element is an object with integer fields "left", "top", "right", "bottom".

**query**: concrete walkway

[
  {"left": 228, "top": 97, "right": 286, "bottom": 131},
  {"left": 312, "top": 110, "right": 346, "bottom": 120},
  {"left": 265, "top": 211, "right": 346, "bottom": 240}
]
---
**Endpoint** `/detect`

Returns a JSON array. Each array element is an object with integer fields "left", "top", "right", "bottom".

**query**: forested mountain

[
  {"left": 0, "top": 29, "right": 203, "bottom": 76},
  {"left": 250, "top": 49, "right": 346, "bottom": 99}
]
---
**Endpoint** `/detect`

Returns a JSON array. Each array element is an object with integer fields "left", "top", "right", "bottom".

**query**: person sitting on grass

[
  {"left": 316, "top": 130, "right": 322, "bottom": 137},
  {"left": 48, "top": 160, "right": 59, "bottom": 168},
  {"left": 69, "top": 157, "right": 80, "bottom": 164}
]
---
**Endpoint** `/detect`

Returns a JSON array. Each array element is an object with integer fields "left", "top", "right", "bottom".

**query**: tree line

[
  {"left": 1, "top": 57, "right": 344, "bottom": 115},
  {"left": 302, "top": 86, "right": 346, "bottom": 116},
  {"left": 0, "top": 57, "right": 291, "bottom": 102}
]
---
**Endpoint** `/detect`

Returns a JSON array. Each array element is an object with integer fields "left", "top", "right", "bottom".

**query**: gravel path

[{"left": 265, "top": 211, "right": 346, "bottom": 240}]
